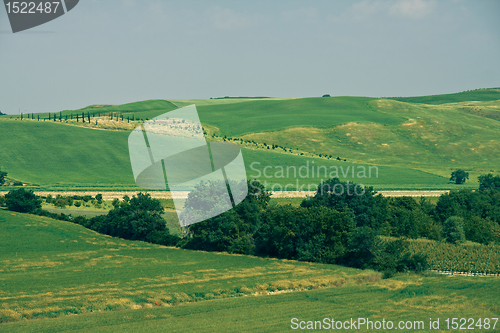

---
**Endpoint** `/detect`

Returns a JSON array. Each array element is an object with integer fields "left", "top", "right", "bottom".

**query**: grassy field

[
  {"left": 0, "top": 120, "right": 135, "bottom": 190},
  {"left": 0, "top": 118, "right": 467, "bottom": 191},
  {"left": 4, "top": 277, "right": 500, "bottom": 332},
  {"left": 195, "top": 96, "right": 405, "bottom": 137},
  {"left": 0, "top": 209, "right": 379, "bottom": 321},
  {"left": 1, "top": 209, "right": 499, "bottom": 332},
  {"left": 239, "top": 98, "right": 500, "bottom": 178},
  {"left": 1, "top": 88, "right": 498, "bottom": 190},
  {"left": 390, "top": 88, "right": 500, "bottom": 104}
]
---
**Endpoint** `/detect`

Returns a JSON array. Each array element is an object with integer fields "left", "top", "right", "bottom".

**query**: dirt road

[{"left": 1, "top": 190, "right": 449, "bottom": 199}]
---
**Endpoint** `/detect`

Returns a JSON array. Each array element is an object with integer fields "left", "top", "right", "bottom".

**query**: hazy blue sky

[{"left": 1, "top": 0, "right": 499, "bottom": 114}]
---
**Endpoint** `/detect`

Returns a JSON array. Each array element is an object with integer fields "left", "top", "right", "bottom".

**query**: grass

[
  {"left": 0, "top": 117, "right": 465, "bottom": 191},
  {"left": 241, "top": 147, "right": 468, "bottom": 190},
  {"left": 1, "top": 89, "right": 498, "bottom": 190},
  {"left": 1, "top": 210, "right": 499, "bottom": 332},
  {"left": 239, "top": 99, "right": 500, "bottom": 179},
  {"left": 0, "top": 209, "right": 377, "bottom": 322},
  {"left": 389, "top": 88, "right": 500, "bottom": 105},
  {"left": 4, "top": 276, "right": 500, "bottom": 332},
  {"left": 0, "top": 120, "right": 135, "bottom": 190},
  {"left": 196, "top": 96, "right": 405, "bottom": 137}
]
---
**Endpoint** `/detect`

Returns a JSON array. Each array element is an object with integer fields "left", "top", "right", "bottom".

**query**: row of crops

[{"left": 407, "top": 239, "right": 500, "bottom": 274}]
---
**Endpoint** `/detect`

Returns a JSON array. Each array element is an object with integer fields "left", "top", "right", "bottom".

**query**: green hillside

[
  {"left": 390, "top": 88, "right": 500, "bottom": 105},
  {"left": 0, "top": 120, "right": 135, "bottom": 189},
  {"left": 240, "top": 98, "right": 500, "bottom": 177},
  {"left": 195, "top": 96, "right": 405, "bottom": 137},
  {"left": 0, "top": 209, "right": 377, "bottom": 322},
  {"left": 1, "top": 89, "right": 499, "bottom": 190},
  {"left": 0, "top": 119, "right": 459, "bottom": 190},
  {"left": 1, "top": 210, "right": 499, "bottom": 332}
]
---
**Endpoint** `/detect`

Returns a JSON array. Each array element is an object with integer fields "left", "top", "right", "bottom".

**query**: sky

[{"left": 0, "top": 0, "right": 499, "bottom": 114}]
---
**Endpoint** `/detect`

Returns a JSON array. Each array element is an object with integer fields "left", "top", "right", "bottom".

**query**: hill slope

[
  {"left": 1, "top": 210, "right": 499, "bottom": 332},
  {"left": 390, "top": 88, "right": 500, "bottom": 104},
  {"left": 1, "top": 89, "right": 499, "bottom": 189}
]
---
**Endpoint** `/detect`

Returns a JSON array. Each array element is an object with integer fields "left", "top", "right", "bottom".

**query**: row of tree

[
  {"left": 18, "top": 112, "right": 138, "bottom": 123},
  {"left": 2, "top": 173, "right": 499, "bottom": 277},
  {"left": 180, "top": 175, "right": 500, "bottom": 273}
]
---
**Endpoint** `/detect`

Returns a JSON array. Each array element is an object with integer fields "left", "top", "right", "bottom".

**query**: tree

[
  {"left": 301, "top": 178, "right": 378, "bottom": 228},
  {"left": 344, "top": 226, "right": 380, "bottom": 269},
  {"left": 5, "top": 188, "right": 42, "bottom": 213},
  {"left": 95, "top": 193, "right": 103, "bottom": 204},
  {"left": 0, "top": 169, "right": 7, "bottom": 185},
  {"left": 183, "top": 180, "right": 271, "bottom": 255},
  {"left": 450, "top": 169, "right": 469, "bottom": 184},
  {"left": 442, "top": 216, "right": 465, "bottom": 244},
  {"left": 478, "top": 173, "right": 500, "bottom": 191}
]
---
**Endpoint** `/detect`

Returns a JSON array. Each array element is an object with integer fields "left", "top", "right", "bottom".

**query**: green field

[
  {"left": 1, "top": 88, "right": 499, "bottom": 190},
  {"left": 0, "top": 119, "right": 464, "bottom": 191},
  {"left": 196, "top": 96, "right": 405, "bottom": 136},
  {"left": 1, "top": 209, "right": 499, "bottom": 332},
  {"left": 390, "top": 88, "right": 500, "bottom": 105}
]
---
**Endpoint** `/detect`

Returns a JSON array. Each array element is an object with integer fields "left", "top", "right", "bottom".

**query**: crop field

[
  {"left": 406, "top": 239, "right": 500, "bottom": 274},
  {"left": 1, "top": 209, "right": 500, "bottom": 332}
]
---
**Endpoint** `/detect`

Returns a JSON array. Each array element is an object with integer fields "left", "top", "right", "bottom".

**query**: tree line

[{"left": 1, "top": 173, "right": 499, "bottom": 278}]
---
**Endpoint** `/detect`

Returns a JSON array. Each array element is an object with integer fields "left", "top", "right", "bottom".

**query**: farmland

[
  {"left": 1, "top": 88, "right": 499, "bottom": 191},
  {"left": 1, "top": 209, "right": 500, "bottom": 332},
  {"left": 404, "top": 238, "right": 500, "bottom": 274},
  {"left": 0, "top": 119, "right": 458, "bottom": 191}
]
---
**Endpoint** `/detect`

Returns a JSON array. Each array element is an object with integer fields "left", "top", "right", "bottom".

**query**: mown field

[{"left": 1, "top": 209, "right": 499, "bottom": 332}]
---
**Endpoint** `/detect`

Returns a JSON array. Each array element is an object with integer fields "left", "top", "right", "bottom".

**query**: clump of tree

[
  {"left": 450, "top": 169, "right": 469, "bottom": 184},
  {"left": 182, "top": 179, "right": 430, "bottom": 275},
  {"left": 4, "top": 188, "right": 41, "bottom": 213},
  {"left": 255, "top": 205, "right": 355, "bottom": 264},
  {"left": 343, "top": 228, "right": 428, "bottom": 278},
  {"left": 434, "top": 188, "right": 500, "bottom": 244},
  {"left": 76, "top": 193, "right": 179, "bottom": 246}
]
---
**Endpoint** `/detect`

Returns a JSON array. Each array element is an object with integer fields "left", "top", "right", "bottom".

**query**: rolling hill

[
  {"left": 1, "top": 88, "right": 499, "bottom": 190},
  {"left": 1, "top": 209, "right": 499, "bottom": 332}
]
